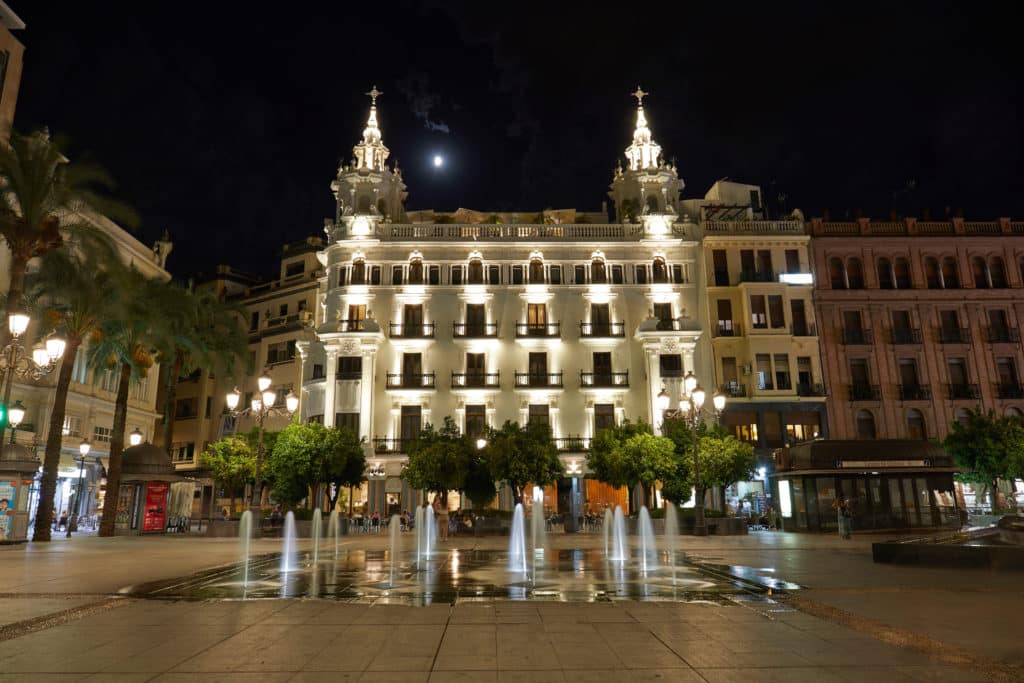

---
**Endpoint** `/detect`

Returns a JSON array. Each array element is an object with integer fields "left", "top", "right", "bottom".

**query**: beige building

[{"left": 0, "top": 1, "right": 24, "bottom": 143}]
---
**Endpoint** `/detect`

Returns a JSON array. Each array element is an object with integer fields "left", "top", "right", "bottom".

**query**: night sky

[{"left": 12, "top": 1, "right": 1022, "bottom": 278}]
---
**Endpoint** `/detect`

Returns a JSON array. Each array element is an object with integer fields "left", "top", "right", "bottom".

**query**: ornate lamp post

[
  {"left": 225, "top": 370, "right": 298, "bottom": 514},
  {"left": 658, "top": 371, "right": 726, "bottom": 537},
  {"left": 7, "top": 400, "right": 25, "bottom": 444},
  {"left": 67, "top": 439, "right": 91, "bottom": 537},
  {"left": 1, "top": 311, "right": 65, "bottom": 444}
]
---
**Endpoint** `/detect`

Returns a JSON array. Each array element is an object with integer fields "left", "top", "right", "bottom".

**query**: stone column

[
  {"left": 324, "top": 347, "right": 339, "bottom": 427},
  {"left": 359, "top": 346, "right": 376, "bottom": 441}
]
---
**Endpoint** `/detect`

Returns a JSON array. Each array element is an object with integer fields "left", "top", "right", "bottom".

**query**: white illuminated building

[{"left": 298, "top": 87, "right": 711, "bottom": 513}]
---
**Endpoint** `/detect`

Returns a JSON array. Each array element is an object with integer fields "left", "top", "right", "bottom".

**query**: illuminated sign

[
  {"left": 779, "top": 273, "right": 814, "bottom": 285},
  {"left": 778, "top": 480, "right": 793, "bottom": 518},
  {"left": 840, "top": 460, "right": 927, "bottom": 468}
]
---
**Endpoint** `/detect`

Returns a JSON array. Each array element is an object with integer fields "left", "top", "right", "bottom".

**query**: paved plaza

[{"left": 0, "top": 531, "right": 1019, "bottom": 682}]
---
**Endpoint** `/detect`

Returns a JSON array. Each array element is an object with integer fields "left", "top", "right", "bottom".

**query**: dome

[
  {"left": 0, "top": 444, "right": 40, "bottom": 473},
  {"left": 121, "top": 443, "right": 175, "bottom": 478}
]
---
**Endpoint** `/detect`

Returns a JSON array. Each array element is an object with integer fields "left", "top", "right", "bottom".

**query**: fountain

[
  {"left": 416, "top": 504, "right": 435, "bottom": 568},
  {"left": 664, "top": 502, "right": 681, "bottom": 585},
  {"left": 388, "top": 514, "right": 402, "bottom": 587},
  {"left": 327, "top": 510, "right": 341, "bottom": 559},
  {"left": 603, "top": 507, "right": 613, "bottom": 556},
  {"left": 414, "top": 506, "right": 424, "bottom": 563},
  {"left": 311, "top": 509, "right": 322, "bottom": 564},
  {"left": 508, "top": 503, "right": 528, "bottom": 573},
  {"left": 609, "top": 506, "right": 628, "bottom": 562},
  {"left": 280, "top": 511, "right": 297, "bottom": 573},
  {"left": 637, "top": 506, "right": 658, "bottom": 572},
  {"left": 238, "top": 510, "right": 253, "bottom": 588}
]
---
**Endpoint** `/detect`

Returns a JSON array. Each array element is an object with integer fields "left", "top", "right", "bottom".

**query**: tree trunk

[
  {"left": 160, "top": 353, "right": 184, "bottom": 449},
  {"left": 2, "top": 254, "right": 28, "bottom": 345},
  {"left": 992, "top": 479, "right": 1002, "bottom": 513},
  {"left": 32, "top": 337, "right": 82, "bottom": 542},
  {"left": 440, "top": 489, "right": 448, "bottom": 507},
  {"left": 641, "top": 483, "right": 652, "bottom": 510},
  {"left": 99, "top": 362, "right": 132, "bottom": 537},
  {"left": 512, "top": 484, "right": 522, "bottom": 507}
]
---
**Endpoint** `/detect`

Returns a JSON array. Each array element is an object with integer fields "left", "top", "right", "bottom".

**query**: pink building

[{"left": 809, "top": 217, "right": 1024, "bottom": 441}]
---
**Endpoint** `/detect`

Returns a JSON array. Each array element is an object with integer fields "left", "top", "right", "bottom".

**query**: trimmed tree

[
  {"left": 944, "top": 409, "right": 1024, "bottom": 512},
  {"left": 662, "top": 418, "right": 756, "bottom": 511},
  {"left": 266, "top": 422, "right": 363, "bottom": 509},
  {"left": 484, "top": 420, "right": 562, "bottom": 506},
  {"left": 586, "top": 420, "right": 669, "bottom": 511},
  {"left": 319, "top": 426, "right": 366, "bottom": 511},
  {"left": 403, "top": 417, "right": 471, "bottom": 508},
  {"left": 200, "top": 436, "right": 256, "bottom": 515}
]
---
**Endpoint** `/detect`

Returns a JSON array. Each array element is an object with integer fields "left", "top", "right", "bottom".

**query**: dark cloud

[{"left": 396, "top": 71, "right": 451, "bottom": 134}]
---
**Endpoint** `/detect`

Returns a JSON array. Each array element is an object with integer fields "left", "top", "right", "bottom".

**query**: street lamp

[
  {"left": 67, "top": 440, "right": 91, "bottom": 538},
  {"left": 7, "top": 400, "right": 25, "bottom": 444},
  {"left": 661, "top": 371, "right": 727, "bottom": 537},
  {"left": 129, "top": 428, "right": 143, "bottom": 446},
  {"left": 225, "top": 370, "right": 298, "bottom": 514},
  {"left": 1, "top": 310, "right": 65, "bottom": 443}
]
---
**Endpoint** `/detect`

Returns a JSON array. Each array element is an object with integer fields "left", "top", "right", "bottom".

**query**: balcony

[
  {"left": 756, "top": 381, "right": 775, "bottom": 391},
  {"left": 986, "top": 327, "right": 1021, "bottom": 344},
  {"left": 716, "top": 321, "right": 739, "bottom": 337},
  {"left": 339, "top": 319, "right": 369, "bottom": 332},
  {"left": 385, "top": 372, "right": 436, "bottom": 390},
  {"left": 373, "top": 438, "right": 411, "bottom": 454},
  {"left": 797, "top": 382, "right": 827, "bottom": 397},
  {"left": 790, "top": 322, "right": 817, "bottom": 337},
  {"left": 654, "top": 319, "right": 685, "bottom": 331},
  {"left": 554, "top": 436, "right": 591, "bottom": 452},
  {"left": 842, "top": 328, "right": 873, "bottom": 345},
  {"left": 336, "top": 370, "right": 362, "bottom": 380},
  {"left": 389, "top": 322, "right": 435, "bottom": 338},
  {"left": 579, "top": 321, "right": 626, "bottom": 338},
  {"left": 451, "top": 372, "right": 500, "bottom": 389},
  {"left": 890, "top": 328, "right": 922, "bottom": 345},
  {"left": 898, "top": 384, "right": 931, "bottom": 401},
  {"left": 453, "top": 322, "right": 498, "bottom": 338},
  {"left": 739, "top": 269, "right": 776, "bottom": 283},
  {"left": 997, "top": 383, "right": 1024, "bottom": 399},
  {"left": 514, "top": 372, "right": 563, "bottom": 389},
  {"left": 516, "top": 322, "right": 561, "bottom": 338},
  {"left": 947, "top": 383, "right": 981, "bottom": 400},
  {"left": 713, "top": 269, "right": 730, "bottom": 286},
  {"left": 938, "top": 327, "right": 971, "bottom": 344},
  {"left": 849, "top": 384, "right": 881, "bottom": 401},
  {"left": 720, "top": 383, "right": 747, "bottom": 398},
  {"left": 580, "top": 371, "right": 630, "bottom": 388}
]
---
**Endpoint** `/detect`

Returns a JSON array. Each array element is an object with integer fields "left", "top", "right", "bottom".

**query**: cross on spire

[
  {"left": 632, "top": 86, "right": 648, "bottom": 106},
  {"left": 366, "top": 85, "right": 383, "bottom": 106}
]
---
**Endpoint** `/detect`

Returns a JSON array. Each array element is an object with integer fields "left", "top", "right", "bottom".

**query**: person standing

[
  {"left": 433, "top": 497, "right": 449, "bottom": 541},
  {"left": 832, "top": 496, "right": 851, "bottom": 539}
]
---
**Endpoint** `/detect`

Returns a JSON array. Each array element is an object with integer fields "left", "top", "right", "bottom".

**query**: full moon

[{"left": 433, "top": 154, "right": 444, "bottom": 168}]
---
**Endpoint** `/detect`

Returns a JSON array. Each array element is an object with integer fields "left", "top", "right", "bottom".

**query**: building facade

[
  {"left": 809, "top": 217, "right": 1024, "bottom": 443},
  {"left": 0, "top": 1, "right": 24, "bottom": 143}
]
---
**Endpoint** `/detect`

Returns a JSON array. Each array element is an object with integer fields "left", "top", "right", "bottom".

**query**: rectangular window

[
  {"left": 721, "top": 357, "right": 738, "bottom": 385},
  {"left": 451, "top": 265, "right": 464, "bottom": 285},
  {"left": 940, "top": 309, "right": 959, "bottom": 334},
  {"left": 392, "top": 266, "right": 403, "bottom": 285},
  {"left": 756, "top": 354, "right": 773, "bottom": 390},
  {"left": 278, "top": 303, "right": 288, "bottom": 317},
  {"left": 250, "top": 311, "right": 259, "bottom": 331},
  {"left": 740, "top": 250, "right": 755, "bottom": 275},
  {"left": 266, "top": 341, "right": 296, "bottom": 365},
  {"left": 347, "top": 304, "right": 366, "bottom": 330},
  {"left": 768, "top": 295, "right": 785, "bottom": 328},
  {"left": 465, "top": 405, "right": 486, "bottom": 439},
  {"left": 173, "top": 443, "right": 196, "bottom": 462},
  {"left": 402, "top": 353, "right": 423, "bottom": 379},
  {"left": 175, "top": 398, "right": 195, "bottom": 419},
  {"left": 312, "top": 363, "right": 324, "bottom": 379},
  {"left": 488, "top": 265, "right": 500, "bottom": 284},
  {"left": 337, "top": 266, "right": 347, "bottom": 287},
  {"left": 594, "top": 404, "right": 615, "bottom": 432},
  {"left": 528, "top": 352, "right": 547, "bottom": 377},
  {"left": 774, "top": 354, "right": 791, "bottom": 390},
  {"left": 997, "top": 357, "right": 1017, "bottom": 385},
  {"left": 574, "top": 265, "right": 586, "bottom": 284},
  {"left": 653, "top": 303, "right": 673, "bottom": 330},
  {"left": 947, "top": 358, "right": 968, "bottom": 385},
  {"left": 717, "top": 299, "right": 733, "bottom": 335},
  {"left": 428, "top": 265, "right": 440, "bottom": 285},
  {"left": 205, "top": 396, "right": 212, "bottom": 418},
  {"left": 850, "top": 359, "right": 869, "bottom": 385},
  {"left": 528, "top": 404, "right": 550, "bottom": 426},
  {"left": 635, "top": 265, "right": 648, "bottom": 284},
  {"left": 898, "top": 358, "right": 920, "bottom": 386},
  {"left": 611, "top": 265, "right": 624, "bottom": 284},
  {"left": 797, "top": 356, "right": 812, "bottom": 386},
  {"left": 466, "top": 352, "right": 485, "bottom": 382},
  {"left": 527, "top": 303, "right": 547, "bottom": 332},
  {"left": 750, "top": 295, "right": 767, "bottom": 329},
  {"left": 659, "top": 354, "right": 682, "bottom": 378},
  {"left": 93, "top": 426, "right": 113, "bottom": 444},
  {"left": 369, "top": 265, "right": 381, "bottom": 285},
  {"left": 593, "top": 351, "right": 612, "bottom": 383},
  {"left": 336, "top": 412, "right": 360, "bottom": 434},
  {"left": 757, "top": 250, "right": 773, "bottom": 274},
  {"left": 791, "top": 299, "right": 808, "bottom": 335},
  {"left": 672, "top": 264, "right": 685, "bottom": 283},
  {"left": 465, "top": 304, "right": 486, "bottom": 335},
  {"left": 403, "top": 304, "right": 423, "bottom": 328},
  {"left": 590, "top": 303, "right": 610, "bottom": 335},
  {"left": 337, "top": 356, "right": 363, "bottom": 379},
  {"left": 785, "top": 249, "right": 800, "bottom": 273},
  {"left": 62, "top": 416, "right": 82, "bottom": 437},
  {"left": 307, "top": 414, "right": 324, "bottom": 425},
  {"left": 400, "top": 406, "right": 422, "bottom": 442},
  {"left": 512, "top": 265, "right": 524, "bottom": 285},
  {"left": 549, "top": 265, "right": 561, "bottom": 285},
  {"left": 713, "top": 250, "right": 729, "bottom": 286}
]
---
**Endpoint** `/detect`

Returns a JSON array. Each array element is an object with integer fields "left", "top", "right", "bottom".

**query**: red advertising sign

[{"left": 142, "top": 482, "right": 169, "bottom": 532}]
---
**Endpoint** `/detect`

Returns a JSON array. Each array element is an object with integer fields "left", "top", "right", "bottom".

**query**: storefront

[{"left": 771, "top": 440, "right": 959, "bottom": 532}]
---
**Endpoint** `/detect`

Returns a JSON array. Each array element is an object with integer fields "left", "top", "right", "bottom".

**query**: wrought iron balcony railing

[
  {"left": 554, "top": 436, "right": 591, "bottom": 452},
  {"left": 937, "top": 327, "right": 971, "bottom": 344},
  {"left": 580, "top": 371, "right": 629, "bottom": 388},
  {"left": 389, "top": 322, "right": 435, "bottom": 338},
  {"left": 890, "top": 328, "right": 922, "bottom": 345},
  {"left": 451, "top": 372, "right": 500, "bottom": 388},
  {"left": 898, "top": 383, "right": 931, "bottom": 401},
  {"left": 515, "top": 322, "right": 561, "bottom": 338},
  {"left": 339, "top": 318, "right": 368, "bottom": 332},
  {"left": 514, "top": 372, "right": 563, "bottom": 388},
  {"left": 947, "top": 383, "right": 981, "bottom": 400},
  {"left": 986, "top": 327, "right": 1020, "bottom": 344},
  {"left": 452, "top": 322, "right": 498, "bottom": 338},
  {"left": 372, "top": 438, "right": 412, "bottom": 454},
  {"left": 997, "top": 383, "right": 1024, "bottom": 399},
  {"left": 579, "top": 321, "right": 626, "bottom": 338},
  {"left": 842, "top": 328, "right": 873, "bottom": 345},
  {"left": 385, "top": 372, "right": 436, "bottom": 389},
  {"left": 790, "top": 322, "right": 817, "bottom": 337},
  {"left": 849, "top": 384, "right": 881, "bottom": 401},
  {"left": 796, "top": 382, "right": 827, "bottom": 396},
  {"left": 720, "top": 383, "right": 747, "bottom": 398}
]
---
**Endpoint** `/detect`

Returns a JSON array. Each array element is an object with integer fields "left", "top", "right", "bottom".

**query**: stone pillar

[
  {"left": 323, "top": 347, "right": 339, "bottom": 427},
  {"left": 644, "top": 345, "right": 661, "bottom": 427},
  {"left": 359, "top": 347, "right": 376, "bottom": 441}
]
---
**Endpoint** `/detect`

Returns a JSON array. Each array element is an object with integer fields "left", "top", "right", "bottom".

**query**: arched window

[
  {"left": 846, "top": 258, "right": 864, "bottom": 289},
  {"left": 529, "top": 258, "right": 545, "bottom": 284},
  {"left": 468, "top": 258, "right": 484, "bottom": 284},
  {"left": 894, "top": 257, "right": 912, "bottom": 289},
  {"left": 591, "top": 257, "right": 607, "bottom": 284},
  {"left": 877, "top": 257, "right": 894, "bottom": 289},
  {"left": 829, "top": 257, "right": 846, "bottom": 289},
  {"left": 856, "top": 410, "right": 876, "bottom": 439},
  {"left": 408, "top": 257, "right": 423, "bottom": 284},
  {"left": 652, "top": 257, "right": 668, "bottom": 284},
  {"left": 971, "top": 256, "right": 989, "bottom": 289},
  {"left": 351, "top": 258, "right": 366, "bottom": 285},
  {"left": 990, "top": 257, "right": 1008, "bottom": 288},
  {"left": 924, "top": 257, "right": 941, "bottom": 289},
  {"left": 941, "top": 257, "right": 960, "bottom": 288},
  {"left": 956, "top": 408, "right": 972, "bottom": 426},
  {"left": 646, "top": 195, "right": 659, "bottom": 213},
  {"left": 907, "top": 409, "right": 927, "bottom": 440}
]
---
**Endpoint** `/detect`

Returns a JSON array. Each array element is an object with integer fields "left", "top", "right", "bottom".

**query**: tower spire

[
  {"left": 353, "top": 84, "right": 389, "bottom": 172},
  {"left": 625, "top": 85, "right": 661, "bottom": 171}
]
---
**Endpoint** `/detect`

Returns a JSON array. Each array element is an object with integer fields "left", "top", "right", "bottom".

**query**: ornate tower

[
  {"left": 331, "top": 86, "right": 408, "bottom": 237},
  {"left": 608, "top": 87, "right": 684, "bottom": 236}
]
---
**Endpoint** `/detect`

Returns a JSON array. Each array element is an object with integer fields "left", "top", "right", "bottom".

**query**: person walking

[{"left": 832, "top": 496, "right": 852, "bottom": 539}]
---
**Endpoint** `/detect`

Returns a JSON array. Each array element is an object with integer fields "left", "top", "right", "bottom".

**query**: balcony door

[
  {"left": 717, "top": 300, "right": 733, "bottom": 335},
  {"left": 466, "top": 353, "right": 485, "bottom": 386},
  {"left": 400, "top": 406, "right": 421, "bottom": 444},
  {"left": 528, "top": 352, "right": 547, "bottom": 385},
  {"left": 466, "top": 304, "right": 486, "bottom": 335},
  {"left": 403, "top": 304, "right": 423, "bottom": 335},
  {"left": 403, "top": 353, "right": 422, "bottom": 383},
  {"left": 591, "top": 304, "right": 610, "bottom": 336},
  {"left": 593, "top": 352, "right": 612, "bottom": 385},
  {"left": 790, "top": 300, "right": 807, "bottom": 335},
  {"left": 850, "top": 359, "right": 870, "bottom": 386},
  {"left": 527, "top": 303, "right": 547, "bottom": 335}
]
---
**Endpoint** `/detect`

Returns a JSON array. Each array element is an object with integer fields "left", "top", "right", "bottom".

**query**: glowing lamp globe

[
  {"left": 262, "top": 389, "right": 277, "bottom": 408},
  {"left": 285, "top": 392, "right": 299, "bottom": 413},
  {"left": 257, "top": 373, "right": 272, "bottom": 392},
  {"left": 79, "top": 440, "right": 91, "bottom": 457},
  {"left": 7, "top": 311, "right": 30, "bottom": 337},
  {"left": 682, "top": 371, "right": 697, "bottom": 396},
  {"left": 129, "top": 428, "right": 143, "bottom": 446},
  {"left": 46, "top": 336, "right": 66, "bottom": 361},
  {"left": 225, "top": 387, "right": 241, "bottom": 411},
  {"left": 656, "top": 387, "right": 670, "bottom": 411},
  {"left": 8, "top": 401, "right": 25, "bottom": 427},
  {"left": 691, "top": 385, "right": 706, "bottom": 410},
  {"left": 712, "top": 391, "right": 727, "bottom": 412},
  {"left": 476, "top": 438, "right": 487, "bottom": 450},
  {"left": 32, "top": 346, "right": 50, "bottom": 367},
  {"left": 250, "top": 398, "right": 262, "bottom": 412}
]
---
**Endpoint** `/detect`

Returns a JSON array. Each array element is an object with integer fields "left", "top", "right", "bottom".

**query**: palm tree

[
  {"left": 151, "top": 283, "right": 248, "bottom": 451},
  {"left": 0, "top": 130, "right": 137, "bottom": 327},
  {"left": 90, "top": 269, "right": 162, "bottom": 537},
  {"left": 26, "top": 241, "right": 121, "bottom": 541}
]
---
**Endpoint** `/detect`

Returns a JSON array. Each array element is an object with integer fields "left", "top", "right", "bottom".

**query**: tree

[
  {"left": 586, "top": 420, "right": 670, "bottom": 511},
  {"left": 662, "top": 417, "right": 756, "bottom": 510},
  {"left": 0, "top": 130, "right": 136, "bottom": 328},
  {"left": 484, "top": 420, "right": 562, "bottom": 506},
  {"left": 318, "top": 426, "right": 366, "bottom": 511},
  {"left": 463, "top": 451, "right": 497, "bottom": 508},
  {"left": 944, "top": 409, "right": 1024, "bottom": 512},
  {"left": 92, "top": 269, "right": 162, "bottom": 537},
  {"left": 403, "top": 417, "right": 471, "bottom": 507},
  {"left": 266, "top": 422, "right": 364, "bottom": 509},
  {"left": 26, "top": 241, "right": 119, "bottom": 541},
  {"left": 200, "top": 436, "right": 256, "bottom": 514}
]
